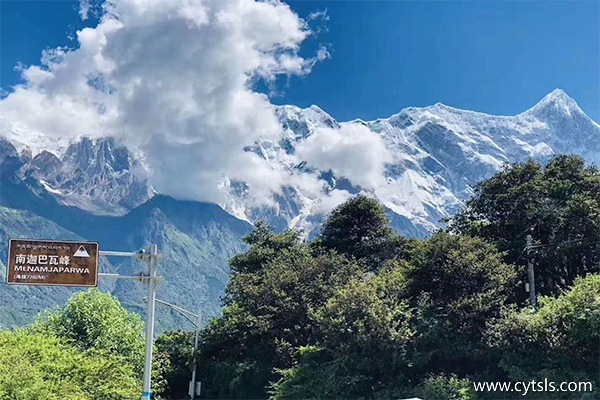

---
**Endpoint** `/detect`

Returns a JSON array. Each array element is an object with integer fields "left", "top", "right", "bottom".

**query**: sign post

[
  {"left": 6, "top": 238, "right": 163, "bottom": 400},
  {"left": 99, "top": 245, "right": 163, "bottom": 400}
]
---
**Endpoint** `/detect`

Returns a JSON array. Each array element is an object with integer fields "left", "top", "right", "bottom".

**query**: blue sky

[{"left": 1, "top": 0, "right": 598, "bottom": 121}]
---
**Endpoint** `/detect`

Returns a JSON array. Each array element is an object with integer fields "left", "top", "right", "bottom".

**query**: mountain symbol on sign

[{"left": 73, "top": 245, "right": 90, "bottom": 258}]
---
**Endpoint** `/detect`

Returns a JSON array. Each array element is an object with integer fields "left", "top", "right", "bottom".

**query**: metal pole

[
  {"left": 142, "top": 244, "right": 159, "bottom": 400},
  {"left": 526, "top": 234, "right": 536, "bottom": 307},
  {"left": 99, "top": 250, "right": 141, "bottom": 258},
  {"left": 98, "top": 273, "right": 164, "bottom": 282},
  {"left": 189, "top": 311, "right": 201, "bottom": 399}
]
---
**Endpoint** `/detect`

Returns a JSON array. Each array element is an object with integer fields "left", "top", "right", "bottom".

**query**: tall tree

[
  {"left": 199, "top": 223, "right": 362, "bottom": 399},
  {"left": 0, "top": 331, "right": 139, "bottom": 400},
  {"left": 271, "top": 267, "right": 419, "bottom": 400},
  {"left": 153, "top": 331, "right": 196, "bottom": 400},
  {"left": 449, "top": 155, "right": 600, "bottom": 298},
  {"left": 403, "top": 233, "right": 517, "bottom": 376},
  {"left": 271, "top": 232, "right": 517, "bottom": 399},
  {"left": 314, "top": 195, "right": 411, "bottom": 270}
]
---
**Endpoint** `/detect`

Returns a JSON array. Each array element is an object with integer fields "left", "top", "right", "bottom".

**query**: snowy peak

[
  {"left": 245, "top": 89, "right": 599, "bottom": 236},
  {"left": 63, "top": 137, "right": 133, "bottom": 176},
  {"left": 525, "top": 88, "right": 586, "bottom": 118},
  {"left": 0, "top": 137, "right": 18, "bottom": 162},
  {"left": 385, "top": 89, "right": 588, "bottom": 126},
  {"left": 18, "top": 137, "right": 153, "bottom": 215},
  {"left": 275, "top": 104, "right": 340, "bottom": 139}
]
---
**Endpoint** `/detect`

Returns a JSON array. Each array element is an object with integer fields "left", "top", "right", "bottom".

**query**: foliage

[
  {"left": 270, "top": 346, "right": 363, "bottom": 400},
  {"left": 414, "top": 374, "right": 477, "bottom": 400},
  {"left": 313, "top": 195, "right": 409, "bottom": 270},
  {"left": 200, "top": 233, "right": 362, "bottom": 398},
  {"left": 270, "top": 234, "right": 516, "bottom": 398},
  {"left": 271, "top": 268, "right": 420, "bottom": 399},
  {"left": 153, "top": 330, "right": 196, "bottom": 400},
  {"left": 403, "top": 233, "right": 518, "bottom": 375},
  {"left": 31, "top": 288, "right": 145, "bottom": 375},
  {"left": 486, "top": 274, "right": 600, "bottom": 398},
  {"left": 197, "top": 180, "right": 597, "bottom": 399},
  {"left": 229, "top": 221, "right": 302, "bottom": 275},
  {"left": 449, "top": 155, "right": 600, "bottom": 299},
  {"left": 0, "top": 330, "right": 139, "bottom": 400}
]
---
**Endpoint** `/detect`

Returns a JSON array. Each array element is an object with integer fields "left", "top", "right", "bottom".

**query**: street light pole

[
  {"left": 149, "top": 298, "right": 201, "bottom": 399},
  {"left": 142, "top": 244, "right": 160, "bottom": 400},
  {"left": 99, "top": 245, "right": 163, "bottom": 400},
  {"left": 189, "top": 312, "right": 201, "bottom": 400},
  {"left": 526, "top": 234, "right": 537, "bottom": 308}
]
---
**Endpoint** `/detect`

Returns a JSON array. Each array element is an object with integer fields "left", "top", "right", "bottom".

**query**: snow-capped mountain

[
  {"left": 2, "top": 89, "right": 599, "bottom": 238},
  {"left": 17, "top": 137, "right": 154, "bottom": 215},
  {"left": 221, "top": 89, "right": 600, "bottom": 236}
]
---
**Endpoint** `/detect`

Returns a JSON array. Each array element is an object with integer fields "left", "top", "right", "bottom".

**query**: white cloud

[
  {"left": 316, "top": 46, "right": 330, "bottom": 61},
  {"left": 316, "top": 189, "right": 352, "bottom": 214},
  {"left": 0, "top": 0, "right": 326, "bottom": 205},
  {"left": 0, "top": 0, "right": 396, "bottom": 217},
  {"left": 308, "top": 9, "right": 329, "bottom": 21},
  {"left": 295, "top": 123, "right": 395, "bottom": 190},
  {"left": 79, "top": 0, "right": 91, "bottom": 20},
  {"left": 78, "top": 0, "right": 104, "bottom": 21}
]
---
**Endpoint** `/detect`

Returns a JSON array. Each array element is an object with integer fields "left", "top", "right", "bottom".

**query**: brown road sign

[{"left": 7, "top": 239, "right": 99, "bottom": 287}]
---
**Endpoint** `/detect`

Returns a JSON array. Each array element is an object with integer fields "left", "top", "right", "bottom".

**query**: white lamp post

[{"left": 145, "top": 297, "right": 202, "bottom": 399}]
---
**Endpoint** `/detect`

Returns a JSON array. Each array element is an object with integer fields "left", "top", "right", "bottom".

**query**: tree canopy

[
  {"left": 0, "top": 289, "right": 144, "bottom": 399},
  {"left": 31, "top": 288, "right": 145, "bottom": 375},
  {"left": 486, "top": 274, "right": 600, "bottom": 398},
  {"left": 192, "top": 160, "right": 598, "bottom": 399},
  {"left": 449, "top": 155, "right": 600, "bottom": 299},
  {"left": 0, "top": 330, "right": 140, "bottom": 400}
]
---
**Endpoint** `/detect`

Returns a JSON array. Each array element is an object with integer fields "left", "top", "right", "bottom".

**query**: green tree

[
  {"left": 271, "top": 267, "right": 419, "bottom": 399},
  {"left": 229, "top": 221, "right": 302, "bottom": 275},
  {"left": 313, "top": 195, "right": 410, "bottom": 269},
  {"left": 153, "top": 331, "right": 196, "bottom": 400},
  {"left": 414, "top": 374, "right": 477, "bottom": 400},
  {"left": 449, "top": 155, "right": 600, "bottom": 299},
  {"left": 0, "top": 330, "right": 139, "bottom": 400},
  {"left": 199, "top": 223, "right": 362, "bottom": 399},
  {"left": 31, "top": 289, "right": 145, "bottom": 375},
  {"left": 486, "top": 274, "right": 600, "bottom": 399},
  {"left": 403, "top": 233, "right": 517, "bottom": 376}
]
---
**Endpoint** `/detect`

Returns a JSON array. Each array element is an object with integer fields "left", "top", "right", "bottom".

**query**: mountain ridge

[{"left": 1, "top": 88, "right": 599, "bottom": 238}]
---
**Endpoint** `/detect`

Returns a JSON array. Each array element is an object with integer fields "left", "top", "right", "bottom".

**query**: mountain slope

[
  {"left": 0, "top": 89, "right": 599, "bottom": 330},
  {"left": 221, "top": 89, "right": 600, "bottom": 236},
  {"left": 0, "top": 152, "right": 252, "bottom": 330},
  {"left": 2, "top": 89, "right": 598, "bottom": 239},
  {"left": 0, "top": 206, "right": 120, "bottom": 328}
]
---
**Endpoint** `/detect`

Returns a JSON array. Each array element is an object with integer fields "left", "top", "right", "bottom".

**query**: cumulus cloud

[
  {"left": 295, "top": 123, "right": 395, "bottom": 190},
  {"left": 0, "top": 0, "right": 396, "bottom": 216},
  {"left": 0, "top": 0, "right": 325, "bottom": 204}
]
